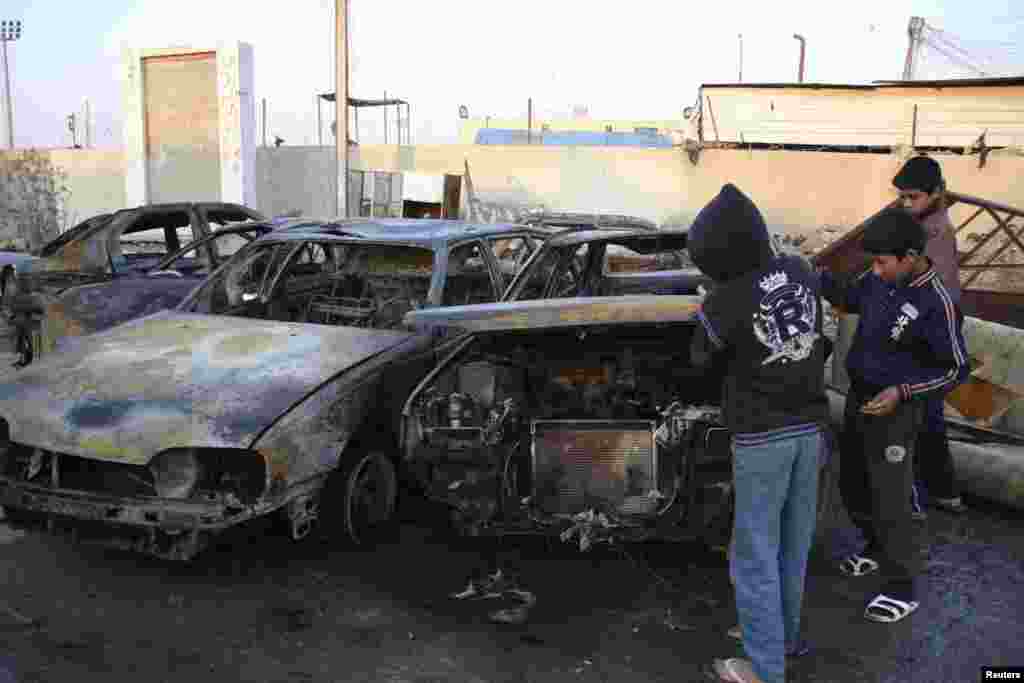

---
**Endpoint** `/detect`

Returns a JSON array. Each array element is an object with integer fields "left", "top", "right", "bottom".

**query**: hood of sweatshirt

[{"left": 688, "top": 184, "right": 774, "bottom": 282}]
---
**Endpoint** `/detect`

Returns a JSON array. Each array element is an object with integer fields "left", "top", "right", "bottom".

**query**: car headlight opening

[{"left": 149, "top": 449, "right": 201, "bottom": 499}]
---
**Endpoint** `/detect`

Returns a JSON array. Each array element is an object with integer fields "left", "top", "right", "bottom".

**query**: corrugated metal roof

[
  {"left": 701, "top": 76, "right": 1024, "bottom": 91},
  {"left": 474, "top": 128, "right": 673, "bottom": 148},
  {"left": 873, "top": 77, "right": 1024, "bottom": 88},
  {"left": 702, "top": 82, "right": 876, "bottom": 90}
]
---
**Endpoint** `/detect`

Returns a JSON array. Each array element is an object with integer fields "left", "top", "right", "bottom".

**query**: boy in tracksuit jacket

[
  {"left": 820, "top": 207, "right": 968, "bottom": 625},
  {"left": 690, "top": 184, "right": 830, "bottom": 683},
  {"left": 893, "top": 155, "right": 967, "bottom": 515}
]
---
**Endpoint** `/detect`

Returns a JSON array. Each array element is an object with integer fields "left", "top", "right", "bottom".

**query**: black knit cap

[
  {"left": 893, "top": 155, "right": 943, "bottom": 193},
  {"left": 862, "top": 207, "right": 926, "bottom": 257}
]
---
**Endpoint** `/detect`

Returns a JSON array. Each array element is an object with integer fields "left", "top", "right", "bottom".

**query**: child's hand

[{"left": 860, "top": 387, "right": 902, "bottom": 416}]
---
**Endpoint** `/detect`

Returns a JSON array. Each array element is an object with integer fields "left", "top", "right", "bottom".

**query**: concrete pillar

[
  {"left": 217, "top": 43, "right": 256, "bottom": 208},
  {"left": 122, "top": 47, "right": 147, "bottom": 207},
  {"left": 122, "top": 43, "right": 255, "bottom": 207}
]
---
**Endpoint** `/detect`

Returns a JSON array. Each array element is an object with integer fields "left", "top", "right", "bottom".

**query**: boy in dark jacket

[
  {"left": 893, "top": 154, "right": 967, "bottom": 515},
  {"left": 820, "top": 207, "right": 968, "bottom": 624},
  {"left": 690, "top": 184, "right": 829, "bottom": 683}
]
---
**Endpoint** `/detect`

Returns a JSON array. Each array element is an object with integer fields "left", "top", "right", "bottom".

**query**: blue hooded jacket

[{"left": 690, "top": 184, "right": 829, "bottom": 438}]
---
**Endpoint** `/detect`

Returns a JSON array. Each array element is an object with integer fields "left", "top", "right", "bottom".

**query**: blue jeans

[{"left": 731, "top": 429, "right": 821, "bottom": 683}]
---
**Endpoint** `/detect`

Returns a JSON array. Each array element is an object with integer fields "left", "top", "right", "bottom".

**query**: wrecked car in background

[
  {"left": 0, "top": 219, "right": 569, "bottom": 560},
  {"left": 0, "top": 213, "right": 113, "bottom": 308},
  {"left": 9, "top": 221, "right": 302, "bottom": 367},
  {"left": 402, "top": 295, "right": 837, "bottom": 549},
  {"left": 4, "top": 202, "right": 265, "bottom": 365}
]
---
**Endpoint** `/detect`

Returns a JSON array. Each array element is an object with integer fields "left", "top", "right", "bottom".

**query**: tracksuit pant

[
  {"left": 840, "top": 385, "right": 924, "bottom": 600},
  {"left": 914, "top": 394, "right": 960, "bottom": 501}
]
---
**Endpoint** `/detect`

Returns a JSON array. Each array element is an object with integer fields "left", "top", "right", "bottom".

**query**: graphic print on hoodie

[{"left": 689, "top": 184, "right": 829, "bottom": 436}]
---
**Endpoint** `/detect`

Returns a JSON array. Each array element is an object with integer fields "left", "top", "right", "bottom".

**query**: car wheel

[{"left": 340, "top": 451, "right": 398, "bottom": 546}]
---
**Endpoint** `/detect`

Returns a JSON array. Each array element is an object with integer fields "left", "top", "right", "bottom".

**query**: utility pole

[
  {"left": 335, "top": 0, "right": 349, "bottom": 217},
  {"left": 1, "top": 19, "right": 22, "bottom": 150},
  {"left": 316, "top": 94, "right": 323, "bottom": 147},
  {"left": 262, "top": 98, "right": 268, "bottom": 147},
  {"left": 793, "top": 34, "right": 806, "bottom": 83},
  {"left": 902, "top": 16, "right": 925, "bottom": 80},
  {"left": 383, "top": 90, "right": 388, "bottom": 145},
  {"left": 83, "top": 98, "right": 91, "bottom": 148},
  {"left": 738, "top": 33, "right": 743, "bottom": 82}
]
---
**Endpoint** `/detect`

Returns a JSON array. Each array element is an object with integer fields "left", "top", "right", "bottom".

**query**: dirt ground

[
  {"left": 2, "top": 315, "right": 1023, "bottom": 683},
  {"left": 2, "top": 495, "right": 1023, "bottom": 683}
]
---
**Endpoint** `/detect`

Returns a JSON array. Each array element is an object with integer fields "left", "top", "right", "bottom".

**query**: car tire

[{"left": 339, "top": 451, "right": 398, "bottom": 546}]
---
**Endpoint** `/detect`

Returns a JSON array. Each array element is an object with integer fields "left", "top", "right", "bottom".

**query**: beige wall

[
  {"left": 48, "top": 149, "right": 128, "bottom": 227},
  {"left": 352, "top": 143, "right": 1024, "bottom": 233},
  {"left": 5, "top": 144, "right": 1024, "bottom": 245},
  {"left": 0, "top": 149, "right": 126, "bottom": 243}
]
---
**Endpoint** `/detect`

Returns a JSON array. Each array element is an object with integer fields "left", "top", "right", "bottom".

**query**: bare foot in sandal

[
  {"left": 839, "top": 553, "right": 879, "bottom": 577},
  {"left": 864, "top": 594, "right": 919, "bottom": 623}
]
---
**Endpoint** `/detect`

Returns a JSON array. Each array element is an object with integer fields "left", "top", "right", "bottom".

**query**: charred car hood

[
  {"left": 0, "top": 312, "right": 414, "bottom": 464},
  {"left": 405, "top": 295, "right": 701, "bottom": 333}
]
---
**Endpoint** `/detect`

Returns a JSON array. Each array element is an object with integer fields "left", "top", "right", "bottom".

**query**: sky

[{"left": 2, "top": 0, "right": 1023, "bottom": 150}]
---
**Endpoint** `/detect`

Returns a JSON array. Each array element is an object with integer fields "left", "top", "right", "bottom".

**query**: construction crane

[{"left": 902, "top": 15, "right": 1017, "bottom": 80}]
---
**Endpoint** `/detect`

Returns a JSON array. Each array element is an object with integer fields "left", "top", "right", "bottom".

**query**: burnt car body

[
  {"left": 0, "top": 219, "right": 570, "bottom": 560},
  {"left": 5, "top": 203, "right": 266, "bottom": 364},
  {"left": 518, "top": 210, "right": 657, "bottom": 232},
  {"left": 11, "top": 221, "right": 310, "bottom": 366},
  {"left": 0, "top": 213, "right": 114, "bottom": 307},
  {"left": 401, "top": 296, "right": 836, "bottom": 548}
]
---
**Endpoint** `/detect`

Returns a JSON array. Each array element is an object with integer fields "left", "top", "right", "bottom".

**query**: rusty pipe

[{"left": 793, "top": 34, "right": 806, "bottom": 83}]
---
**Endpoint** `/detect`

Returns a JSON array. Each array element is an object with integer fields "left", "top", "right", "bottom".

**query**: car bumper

[{"left": 0, "top": 476, "right": 319, "bottom": 560}]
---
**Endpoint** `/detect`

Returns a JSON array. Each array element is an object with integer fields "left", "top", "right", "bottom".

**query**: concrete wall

[
  {"left": 349, "top": 143, "right": 1024, "bottom": 233},
  {"left": 47, "top": 150, "right": 127, "bottom": 227},
  {"left": 6, "top": 143, "right": 1024, "bottom": 245},
  {"left": 0, "top": 149, "right": 126, "bottom": 243}
]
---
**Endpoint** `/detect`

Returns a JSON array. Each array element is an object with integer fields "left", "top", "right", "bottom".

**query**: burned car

[
  {"left": 5, "top": 202, "right": 266, "bottom": 365},
  {"left": 401, "top": 296, "right": 836, "bottom": 548},
  {"left": 0, "top": 219, "right": 567, "bottom": 560},
  {"left": 10, "top": 222, "right": 280, "bottom": 367}
]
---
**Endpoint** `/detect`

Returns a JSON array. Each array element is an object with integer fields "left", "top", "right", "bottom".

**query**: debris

[
  {"left": 451, "top": 569, "right": 539, "bottom": 624},
  {"left": 489, "top": 605, "right": 530, "bottom": 625},
  {"left": 0, "top": 602, "right": 35, "bottom": 626},
  {"left": 167, "top": 594, "right": 184, "bottom": 608}
]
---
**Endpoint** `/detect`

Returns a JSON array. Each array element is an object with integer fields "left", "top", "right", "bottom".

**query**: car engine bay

[{"left": 403, "top": 326, "right": 733, "bottom": 540}]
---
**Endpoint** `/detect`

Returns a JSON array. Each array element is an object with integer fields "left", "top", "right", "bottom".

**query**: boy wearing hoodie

[
  {"left": 820, "top": 208, "right": 968, "bottom": 625},
  {"left": 689, "top": 184, "right": 829, "bottom": 683},
  {"left": 893, "top": 155, "right": 967, "bottom": 515}
]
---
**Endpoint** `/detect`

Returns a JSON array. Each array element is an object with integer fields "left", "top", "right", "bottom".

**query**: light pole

[
  {"left": 793, "top": 33, "right": 806, "bottom": 83},
  {"left": 1, "top": 19, "right": 22, "bottom": 150}
]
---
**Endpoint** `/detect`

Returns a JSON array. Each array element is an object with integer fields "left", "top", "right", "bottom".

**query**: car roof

[
  {"left": 44, "top": 203, "right": 265, "bottom": 253},
  {"left": 252, "top": 218, "right": 556, "bottom": 248}
]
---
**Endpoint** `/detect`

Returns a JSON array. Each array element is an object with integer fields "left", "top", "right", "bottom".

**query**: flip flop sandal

[
  {"left": 864, "top": 594, "right": 920, "bottom": 623},
  {"left": 709, "top": 658, "right": 762, "bottom": 683},
  {"left": 839, "top": 554, "right": 879, "bottom": 577},
  {"left": 726, "top": 625, "right": 810, "bottom": 658}
]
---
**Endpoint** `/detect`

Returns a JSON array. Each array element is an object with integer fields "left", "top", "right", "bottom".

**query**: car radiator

[{"left": 530, "top": 420, "right": 657, "bottom": 515}]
